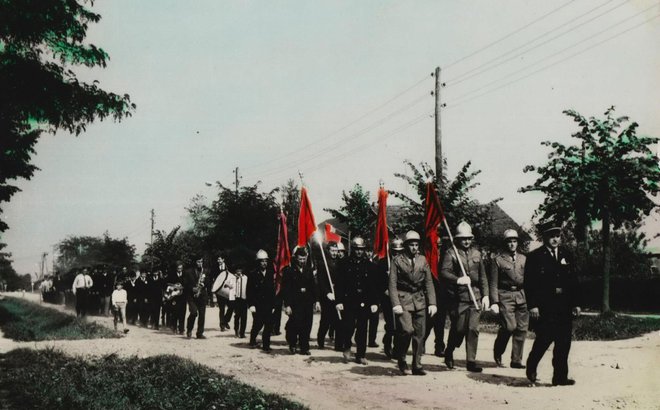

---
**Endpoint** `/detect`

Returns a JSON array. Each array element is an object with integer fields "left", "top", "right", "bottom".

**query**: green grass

[
  {"left": 0, "top": 297, "right": 117, "bottom": 341},
  {"left": 0, "top": 348, "right": 307, "bottom": 410}
]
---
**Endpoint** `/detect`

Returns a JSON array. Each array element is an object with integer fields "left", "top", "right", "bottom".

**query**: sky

[{"left": 4, "top": 0, "right": 660, "bottom": 275}]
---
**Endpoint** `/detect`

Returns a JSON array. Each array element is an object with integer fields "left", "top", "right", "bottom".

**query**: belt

[
  {"left": 499, "top": 285, "right": 522, "bottom": 291},
  {"left": 397, "top": 283, "right": 423, "bottom": 293}
]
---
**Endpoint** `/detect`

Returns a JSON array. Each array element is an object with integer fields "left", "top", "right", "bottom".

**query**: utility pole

[
  {"left": 150, "top": 209, "right": 155, "bottom": 272},
  {"left": 40, "top": 252, "right": 48, "bottom": 280},
  {"left": 233, "top": 166, "right": 241, "bottom": 194},
  {"left": 433, "top": 66, "right": 445, "bottom": 192}
]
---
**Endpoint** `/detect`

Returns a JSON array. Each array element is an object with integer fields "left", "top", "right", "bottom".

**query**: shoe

[
  {"left": 262, "top": 346, "right": 272, "bottom": 353},
  {"left": 368, "top": 342, "right": 379, "bottom": 348},
  {"left": 384, "top": 345, "right": 392, "bottom": 359},
  {"left": 299, "top": 350, "right": 311, "bottom": 355},
  {"left": 249, "top": 340, "right": 258, "bottom": 347},
  {"left": 272, "top": 331, "right": 281, "bottom": 336},
  {"left": 434, "top": 349, "right": 445, "bottom": 358},
  {"left": 342, "top": 350, "right": 352, "bottom": 363},
  {"left": 123, "top": 329, "right": 129, "bottom": 334},
  {"left": 239, "top": 334, "right": 246, "bottom": 339},
  {"left": 235, "top": 332, "right": 240, "bottom": 337},
  {"left": 526, "top": 369, "right": 537, "bottom": 383},
  {"left": 318, "top": 340, "right": 325, "bottom": 349},
  {"left": 552, "top": 378, "right": 576, "bottom": 386},
  {"left": 186, "top": 332, "right": 192, "bottom": 339},
  {"left": 494, "top": 354, "right": 504, "bottom": 367},
  {"left": 444, "top": 353, "right": 454, "bottom": 370},
  {"left": 466, "top": 362, "right": 483, "bottom": 373},
  {"left": 196, "top": 335, "right": 206, "bottom": 339},
  {"left": 397, "top": 360, "right": 409, "bottom": 375},
  {"left": 355, "top": 357, "right": 368, "bottom": 365},
  {"left": 289, "top": 346, "right": 297, "bottom": 355},
  {"left": 510, "top": 362, "right": 526, "bottom": 369},
  {"left": 412, "top": 368, "right": 427, "bottom": 376}
]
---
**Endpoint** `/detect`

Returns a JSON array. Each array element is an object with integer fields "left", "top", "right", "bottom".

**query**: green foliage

[
  {"left": 389, "top": 160, "right": 502, "bottom": 249},
  {"left": 572, "top": 313, "right": 660, "bottom": 341},
  {"left": 324, "top": 184, "right": 374, "bottom": 239},
  {"left": 0, "top": 0, "right": 135, "bottom": 231},
  {"left": 142, "top": 226, "right": 204, "bottom": 274},
  {"left": 0, "top": 348, "right": 307, "bottom": 410},
  {"left": 56, "top": 232, "right": 136, "bottom": 274},
  {"left": 0, "top": 242, "right": 22, "bottom": 290},
  {"left": 0, "top": 297, "right": 118, "bottom": 341},
  {"left": 281, "top": 178, "right": 300, "bottom": 246}
]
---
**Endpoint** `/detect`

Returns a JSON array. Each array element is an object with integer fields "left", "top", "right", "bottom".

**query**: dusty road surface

[{"left": 2, "top": 292, "right": 659, "bottom": 409}]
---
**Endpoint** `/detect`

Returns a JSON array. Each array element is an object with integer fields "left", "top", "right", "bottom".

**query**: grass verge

[
  {"left": 0, "top": 348, "right": 307, "bottom": 410},
  {"left": 0, "top": 297, "right": 117, "bottom": 341}
]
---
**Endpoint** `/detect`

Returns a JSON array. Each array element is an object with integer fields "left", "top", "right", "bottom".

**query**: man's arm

[
  {"left": 388, "top": 258, "right": 401, "bottom": 308},
  {"left": 440, "top": 250, "right": 460, "bottom": 283},
  {"left": 489, "top": 256, "right": 500, "bottom": 303}
]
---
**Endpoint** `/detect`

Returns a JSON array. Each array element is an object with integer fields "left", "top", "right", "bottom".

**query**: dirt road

[{"left": 2, "top": 292, "right": 659, "bottom": 409}]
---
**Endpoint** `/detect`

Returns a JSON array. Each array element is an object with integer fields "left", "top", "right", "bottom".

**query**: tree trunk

[{"left": 601, "top": 211, "right": 611, "bottom": 314}]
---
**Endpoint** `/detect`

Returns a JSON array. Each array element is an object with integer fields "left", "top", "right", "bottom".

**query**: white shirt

[
  {"left": 72, "top": 274, "right": 93, "bottom": 294},
  {"left": 111, "top": 289, "right": 128, "bottom": 304}
]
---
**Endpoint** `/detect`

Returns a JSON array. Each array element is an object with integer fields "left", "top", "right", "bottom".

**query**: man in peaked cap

[
  {"left": 490, "top": 229, "right": 528, "bottom": 369},
  {"left": 389, "top": 231, "right": 437, "bottom": 375},
  {"left": 524, "top": 221, "right": 581, "bottom": 386},
  {"left": 441, "top": 221, "right": 489, "bottom": 372}
]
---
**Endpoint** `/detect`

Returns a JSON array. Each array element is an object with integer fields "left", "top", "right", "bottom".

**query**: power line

[
  {"left": 447, "top": 12, "right": 660, "bottom": 109},
  {"left": 443, "top": 0, "right": 577, "bottom": 69},
  {"left": 446, "top": 0, "right": 623, "bottom": 85}
]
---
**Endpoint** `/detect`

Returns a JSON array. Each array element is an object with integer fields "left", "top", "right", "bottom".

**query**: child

[{"left": 111, "top": 281, "right": 130, "bottom": 334}]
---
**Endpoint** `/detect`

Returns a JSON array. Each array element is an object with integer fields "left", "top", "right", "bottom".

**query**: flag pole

[
  {"left": 441, "top": 218, "right": 480, "bottom": 310},
  {"left": 314, "top": 231, "right": 341, "bottom": 320}
]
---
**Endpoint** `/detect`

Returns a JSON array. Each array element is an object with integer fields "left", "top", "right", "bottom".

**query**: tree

[
  {"left": 521, "top": 107, "right": 659, "bottom": 313},
  {"left": 390, "top": 160, "right": 502, "bottom": 250},
  {"left": 324, "top": 184, "right": 374, "bottom": 239},
  {"left": 0, "top": 241, "right": 22, "bottom": 290},
  {"left": 280, "top": 178, "right": 300, "bottom": 246},
  {"left": 0, "top": 0, "right": 135, "bottom": 231},
  {"left": 55, "top": 233, "right": 136, "bottom": 274},
  {"left": 141, "top": 226, "right": 203, "bottom": 273}
]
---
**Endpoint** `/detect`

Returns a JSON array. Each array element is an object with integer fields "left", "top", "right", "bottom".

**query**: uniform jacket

[
  {"left": 247, "top": 268, "right": 276, "bottom": 309},
  {"left": 489, "top": 252, "right": 526, "bottom": 304},
  {"left": 524, "top": 245, "right": 579, "bottom": 320},
  {"left": 335, "top": 256, "right": 379, "bottom": 309},
  {"left": 317, "top": 257, "right": 340, "bottom": 300},
  {"left": 282, "top": 264, "right": 319, "bottom": 308},
  {"left": 389, "top": 253, "right": 436, "bottom": 311},
  {"left": 440, "top": 247, "right": 488, "bottom": 309},
  {"left": 183, "top": 267, "right": 209, "bottom": 300}
]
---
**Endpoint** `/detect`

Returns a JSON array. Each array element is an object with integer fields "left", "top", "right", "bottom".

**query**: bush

[
  {"left": 0, "top": 297, "right": 117, "bottom": 341},
  {"left": 572, "top": 314, "right": 660, "bottom": 341},
  {"left": 0, "top": 349, "right": 307, "bottom": 410}
]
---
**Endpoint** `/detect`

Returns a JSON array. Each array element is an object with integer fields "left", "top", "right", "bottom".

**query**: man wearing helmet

[
  {"left": 489, "top": 229, "right": 528, "bottom": 369},
  {"left": 335, "top": 237, "right": 379, "bottom": 365},
  {"left": 440, "top": 221, "right": 489, "bottom": 372},
  {"left": 247, "top": 249, "right": 276, "bottom": 352},
  {"left": 389, "top": 231, "right": 437, "bottom": 375},
  {"left": 336, "top": 242, "right": 346, "bottom": 259},
  {"left": 377, "top": 237, "right": 404, "bottom": 358}
]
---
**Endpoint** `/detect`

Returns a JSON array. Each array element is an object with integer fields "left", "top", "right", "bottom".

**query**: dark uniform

[
  {"left": 247, "top": 266, "right": 277, "bottom": 350},
  {"left": 423, "top": 274, "right": 449, "bottom": 356},
  {"left": 335, "top": 254, "right": 379, "bottom": 362},
  {"left": 183, "top": 266, "right": 209, "bottom": 338},
  {"left": 135, "top": 274, "right": 150, "bottom": 326},
  {"left": 167, "top": 270, "right": 186, "bottom": 334},
  {"left": 389, "top": 253, "right": 436, "bottom": 372},
  {"left": 490, "top": 251, "right": 528, "bottom": 366},
  {"left": 524, "top": 245, "right": 579, "bottom": 384},
  {"left": 375, "top": 258, "right": 395, "bottom": 357},
  {"left": 317, "top": 256, "right": 341, "bottom": 350},
  {"left": 282, "top": 264, "right": 319, "bottom": 354},
  {"left": 441, "top": 247, "right": 488, "bottom": 365}
]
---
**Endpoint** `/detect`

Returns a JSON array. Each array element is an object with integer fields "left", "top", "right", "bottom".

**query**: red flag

[
  {"left": 274, "top": 211, "right": 291, "bottom": 295},
  {"left": 424, "top": 182, "right": 445, "bottom": 279},
  {"left": 324, "top": 223, "right": 342, "bottom": 243},
  {"left": 297, "top": 187, "right": 317, "bottom": 247},
  {"left": 373, "top": 187, "right": 389, "bottom": 259}
]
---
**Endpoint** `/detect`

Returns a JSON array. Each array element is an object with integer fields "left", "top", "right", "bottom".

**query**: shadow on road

[
  {"left": 349, "top": 365, "right": 400, "bottom": 376},
  {"left": 467, "top": 372, "right": 552, "bottom": 387}
]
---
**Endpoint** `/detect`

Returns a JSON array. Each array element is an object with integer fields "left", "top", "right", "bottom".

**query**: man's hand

[
  {"left": 314, "top": 302, "right": 321, "bottom": 313},
  {"left": 457, "top": 276, "right": 471, "bottom": 286},
  {"left": 529, "top": 307, "right": 540, "bottom": 319},
  {"left": 284, "top": 306, "right": 292, "bottom": 316},
  {"left": 370, "top": 305, "right": 378, "bottom": 313},
  {"left": 336, "top": 303, "right": 344, "bottom": 311},
  {"left": 481, "top": 296, "right": 490, "bottom": 311},
  {"left": 490, "top": 303, "right": 500, "bottom": 314},
  {"left": 326, "top": 292, "right": 335, "bottom": 301},
  {"left": 428, "top": 305, "right": 437, "bottom": 317},
  {"left": 392, "top": 305, "right": 403, "bottom": 315},
  {"left": 572, "top": 306, "right": 581, "bottom": 317},
  {"left": 249, "top": 306, "right": 256, "bottom": 313}
]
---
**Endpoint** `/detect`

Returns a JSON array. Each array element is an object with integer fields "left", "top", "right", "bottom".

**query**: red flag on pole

[
  {"left": 424, "top": 182, "right": 445, "bottom": 279},
  {"left": 324, "top": 223, "right": 342, "bottom": 243},
  {"left": 297, "top": 187, "right": 317, "bottom": 247},
  {"left": 373, "top": 187, "right": 389, "bottom": 259},
  {"left": 274, "top": 211, "right": 291, "bottom": 295}
]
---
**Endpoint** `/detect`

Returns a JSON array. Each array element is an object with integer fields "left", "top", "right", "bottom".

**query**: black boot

[{"left": 466, "top": 361, "right": 483, "bottom": 373}]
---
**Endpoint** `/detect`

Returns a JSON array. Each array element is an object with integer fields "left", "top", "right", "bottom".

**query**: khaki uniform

[{"left": 489, "top": 252, "right": 528, "bottom": 364}]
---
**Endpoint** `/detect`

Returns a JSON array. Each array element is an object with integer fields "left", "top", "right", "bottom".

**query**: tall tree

[
  {"left": 521, "top": 107, "right": 659, "bottom": 313},
  {"left": 0, "top": 0, "right": 135, "bottom": 231},
  {"left": 280, "top": 178, "right": 300, "bottom": 247},
  {"left": 0, "top": 241, "right": 22, "bottom": 290},
  {"left": 55, "top": 233, "right": 136, "bottom": 274},
  {"left": 324, "top": 184, "right": 374, "bottom": 239}
]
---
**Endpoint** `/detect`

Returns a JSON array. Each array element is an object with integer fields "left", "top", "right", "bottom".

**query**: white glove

[
  {"left": 428, "top": 305, "right": 437, "bottom": 317},
  {"left": 481, "top": 296, "right": 490, "bottom": 311},
  {"left": 370, "top": 305, "right": 378, "bottom": 313},
  {"left": 529, "top": 307, "right": 540, "bottom": 319},
  {"left": 392, "top": 305, "right": 404, "bottom": 315},
  {"left": 284, "top": 306, "right": 292, "bottom": 315},
  {"left": 490, "top": 303, "right": 500, "bottom": 314},
  {"left": 326, "top": 292, "right": 335, "bottom": 301},
  {"left": 249, "top": 306, "right": 256, "bottom": 313},
  {"left": 336, "top": 303, "right": 344, "bottom": 311},
  {"left": 457, "top": 276, "right": 471, "bottom": 286},
  {"left": 572, "top": 306, "right": 581, "bottom": 317}
]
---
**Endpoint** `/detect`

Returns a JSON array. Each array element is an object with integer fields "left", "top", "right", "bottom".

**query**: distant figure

[
  {"left": 111, "top": 281, "right": 129, "bottom": 334},
  {"left": 184, "top": 258, "right": 209, "bottom": 339},
  {"left": 317, "top": 242, "right": 341, "bottom": 351},
  {"left": 231, "top": 266, "right": 248, "bottom": 338},
  {"left": 212, "top": 255, "right": 234, "bottom": 331},
  {"left": 248, "top": 250, "right": 277, "bottom": 352},
  {"left": 72, "top": 268, "right": 93, "bottom": 317},
  {"left": 167, "top": 262, "right": 186, "bottom": 334}
]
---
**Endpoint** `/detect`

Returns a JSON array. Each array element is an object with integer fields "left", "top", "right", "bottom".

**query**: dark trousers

[
  {"left": 127, "top": 298, "right": 138, "bottom": 324},
  {"left": 75, "top": 288, "right": 89, "bottom": 317},
  {"left": 394, "top": 308, "right": 426, "bottom": 370},
  {"left": 233, "top": 299, "right": 248, "bottom": 336},
  {"left": 100, "top": 295, "right": 111, "bottom": 316},
  {"left": 150, "top": 301, "right": 162, "bottom": 330},
  {"left": 318, "top": 299, "right": 340, "bottom": 349},
  {"left": 285, "top": 304, "right": 314, "bottom": 352},
  {"left": 218, "top": 297, "right": 233, "bottom": 329},
  {"left": 368, "top": 307, "right": 379, "bottom": 345},
  {"left": 423, "top": 286, "right": 449, "bottom": 354},
  {"left": 250, "top": 305, "right": 273, "bottom": 349},
  {"left": 494, "top": 292, "right": 529, "bottom": 364},
  {"left": 342, "top": 306, "right": 370, "bottom": 358},
  {"left": 380, "top": 294, "right": 395, "bottom": 350},
  {"left": 186, "top": 296, "right": 207, "bottom": 336},
  {"left": 446, "top": 307, "right": 480, "bottom": 362},
  {"left": 170, "top": 297, "right": 186, "bottom": 333},
  {"left": 272, "top": 295, "right": 283, "bottom": 333},
  {"left": 138, "top": 298, "right": 150, "bottom": 326},
  {"left": 526, "top": 319, "right": 573, "bottom": 383}
]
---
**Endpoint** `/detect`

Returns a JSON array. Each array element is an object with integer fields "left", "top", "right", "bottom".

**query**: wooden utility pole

[
  {"left": 150, "top": 209, "right": 155, "bottom": 272},
  {"left": 434, "top": 66, "right": 443, "bottom": 192},
  {"left": 233, "top": 167, "right": 241, "bottom": 194}
]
